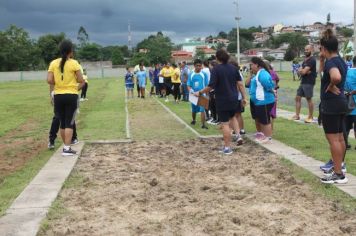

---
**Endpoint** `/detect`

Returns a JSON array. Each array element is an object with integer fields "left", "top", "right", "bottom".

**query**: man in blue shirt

[
  {"left": 344, "top": 56, "right": 356, "bottom": 150},
  {"left": 136, "top": 65, "right": 147, "bottom": 98},
  {"left": 187, "top": 59, "right": 209, "bottom": 129},
  {"left": 180, "top": 61, "right": 190, "bottom": 101},
  {"left": 292, "top": 61, "right": 301, "bottom": 81}
]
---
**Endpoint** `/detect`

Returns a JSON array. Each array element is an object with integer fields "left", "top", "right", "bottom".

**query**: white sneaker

[{"left": 80, "top": 98, "right": 84, "bottom": 102}]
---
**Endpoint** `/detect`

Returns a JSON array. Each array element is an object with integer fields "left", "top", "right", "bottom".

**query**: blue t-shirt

[
  {"left": 249, "top": 69, "right": 275, "bottom": 106},
  {"left": 209, "top": 63, "right": 241, "bottom": 111},
  {"left": 292, "top": 63, "right": 300, "bottom": 72},
  {"left": 180, "top": 66, "right": 190, "bottom": 84},
  {"left": 345, "top": 68, "right": 356, "bottom": 115},
  {"left": 153, "top": 68, "right": 160, "bottom": 84},
  {"left": 346, "top": 60, "right": 353, "bottom": 69},
  {"left": 187, "top": 71, "right": 208, "bottom": 92},
  {"left": 125, "top": 72, "right": 134, "bottom": 86},
  {"left": 321, "top": 56, "right": 347, "bottom": 101},
  {"left": 136, "top": 70, "right": 147, "bottom": 84}
]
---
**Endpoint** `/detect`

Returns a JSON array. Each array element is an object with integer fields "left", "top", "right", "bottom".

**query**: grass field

[{"left": 0, "top": 77, "right": 126, "bottom": 216}]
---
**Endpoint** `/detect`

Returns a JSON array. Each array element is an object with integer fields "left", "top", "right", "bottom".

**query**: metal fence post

[
  {"left": 101, "top": 68, "right": 104, "bottom": 78},
  {"left": 20, "top": 71, "right": 24, "bottom": 81}
]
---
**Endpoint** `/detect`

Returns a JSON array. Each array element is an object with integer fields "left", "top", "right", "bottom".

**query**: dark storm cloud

[{"left": 0, "top": 0, "right": 353, "bottom": 45}]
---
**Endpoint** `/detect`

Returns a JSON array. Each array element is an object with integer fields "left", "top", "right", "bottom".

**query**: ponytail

[{"left": 59, "top": 40, "right": 73, "bottom": 80}]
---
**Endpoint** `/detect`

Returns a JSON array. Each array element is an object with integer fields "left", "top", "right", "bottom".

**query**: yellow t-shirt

[
  {"left": 171, "top": 68, "right": 181, "bottom": 83},
  {"left": 83, "top": 75, "right": 88, "bottom": 83},
  {"left": 48, "top": 58, "right": 81, "bottom": 94},
  {"left": 160, "top": 67, "right": 173, "bottom": 78}
]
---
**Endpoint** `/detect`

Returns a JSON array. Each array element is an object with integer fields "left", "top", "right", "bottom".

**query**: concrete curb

[{"left": 0, "top": 142, "right": 85, "bottom": 236}]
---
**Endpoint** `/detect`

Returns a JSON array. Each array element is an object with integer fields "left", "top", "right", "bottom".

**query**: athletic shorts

[
  {"left": 164, "top": 77, "right": 172, "bottom": 90},
  {"left": 297, "top": 84, "right": 314, "bottom": 99},
  {"left": 322, "top": 114, "right": 345, "bottom": 134},
  {"left": 138, "top": 78, "right": 146, "bottom": 88},
  {"left": 236, "top": 100, "right": 244, "bottom": 113},
  {"left": 54, "top": 94, "right": 78, "bottom": 129},
  {"left": 125, "top": 83, "right": 134, "bottom": 89},
  {"left": 191, "top": 104, "right": 205, "bottom": 113},
  {"left": 345, "top": 115, "right": 356, "bottom": 132},
  {"left": 250, "top": 102, "right": 274, "bottom": 125}
]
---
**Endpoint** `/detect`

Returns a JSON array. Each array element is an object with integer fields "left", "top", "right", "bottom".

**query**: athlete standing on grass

[
  {"left": 136, "top": 65, "right": 147, "bottom": 98},
  {"left": 196, "top": 50, "right": 246, "bottom": 154},
  {"left": 318, "top": 29, "right": 349, "bottom": 184},
  {"left": 47, "top": 40, "right": 85, "bottom": 156}
]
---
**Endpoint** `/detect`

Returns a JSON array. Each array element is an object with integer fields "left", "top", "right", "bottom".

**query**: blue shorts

[
  {"left": 138, "top": 78, "right": 146, "bottom": 88},
  {"left": 191, "top": 104, "right": 205, "bottom": 113},
  {"left": 125, "top": 84, "right": 134, "bottom": 89}
]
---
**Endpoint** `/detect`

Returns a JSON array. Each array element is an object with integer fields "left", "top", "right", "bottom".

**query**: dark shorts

[
  {"left": 236, "top": 100, "right": 244, "bottom": 113},
  {"left": 217, "top": 104, "right": 239, "bottom": 122},
  {"left": 54, "top": 94, "right": 78, "bottom": 129},
  {"left": 297, "top": 84, "right": 314, "bottom": 99},
  {"left": 250, "top": 102, "right": 274, "bottom": 125},
  {"left": 164, "top": 77, "right": 172, "bottom": 90},
  {"left": 345, "top": 115, "right": 356, "bottom": 132},
  {"left": 322, "top": 114, "right": 345, "bottom": 134}
]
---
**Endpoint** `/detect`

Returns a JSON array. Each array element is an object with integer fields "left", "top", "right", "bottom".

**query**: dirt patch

[
  {"left": 41, "top": 139, "right": 356, "bottom": 235},
  {"left": 0, "top": 121, "right": 47, "bottom": 180}
]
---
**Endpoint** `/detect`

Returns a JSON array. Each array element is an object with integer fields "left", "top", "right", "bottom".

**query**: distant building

[
  {"left": 171, "top": 51, "right": 193, "bottom": 64},
  {"left": 267, "top": 49, "right": 286, "bottom": 60},
  {"left": 281, "top": 26, "right": 295, "bottom": 34},
  {"left": 273, "top": 24, "right": 284, "bottom": 33},
  {"left": 196, "top": 46, "right": 216, "bottom": 58}
]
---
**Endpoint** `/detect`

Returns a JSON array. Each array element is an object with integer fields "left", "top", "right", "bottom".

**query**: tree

[
  {"left": 218, "top": 31, "right": 228, "bottom": 39},
  {"left": 111, "top": 48, "right": 125, "bottom": 65},
  {"left": 37, "top": 33, "right": 66, "bottom": 65},
  {"left": 132, "top": 32, "right": 173, "bottom": 64},
  {"left": 284, "top": 48, "right": 296, "bottom": 61},
  {"left": 265, "top": 55, "right": 276, "bottom": 62},
  {"left": 194, "top": 48, "right": 206, "bottom": 60},
  {"left": 338, "top": 27, "right": 353, "bottom": 38},
  {"left": 271, "top": 33, "right": 308, "bottom": 57},
  {"left": 129, "top": 52, "right": 149, "bottom": 66},
  {"left": 77, "top": 26, "right": 89, "bottom": 47},
  {"left": 77, "top": 43, "right": 102, "bottom": 61},
  {"left": 0, "top": 25, "right": 39, "bottom": 71}
]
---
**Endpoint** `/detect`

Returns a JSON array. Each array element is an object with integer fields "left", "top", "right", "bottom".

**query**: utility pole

[
  {"left": 234, "top": 1, "right": 241, "bottom": 64},
  {"left": 354, "top": 0, "right": 356, "bottom": 55},
  {"left": 128, "top": 20, "right": 132, "bottom": 51}
]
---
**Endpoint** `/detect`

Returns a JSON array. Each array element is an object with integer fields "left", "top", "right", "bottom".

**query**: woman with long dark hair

[
  {"left": 245, "top": 57, "right": 275, "bottom": 143},
  {"left": 319, "top": 29, "right": 348, "bottom": 184},
  {"left": 47, "top": 40, "right": 85, "bottom": 156}
]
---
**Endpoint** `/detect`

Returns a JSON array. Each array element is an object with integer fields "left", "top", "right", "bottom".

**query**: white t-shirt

[{"left": 202, "top": 67, "right": 211, "bottom": 83}]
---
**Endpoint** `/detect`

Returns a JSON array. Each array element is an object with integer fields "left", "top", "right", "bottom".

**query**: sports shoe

[
  {"left": 323, "top": 163, "right": 347, "bottom": 175},
  {"left": 71, "top": 139, "right": 79, "bottom": 145},
  {"left": 191, "top": 120, "right": 196, "bottom": 125},
  {"left": 304, "top": 118, "right": 313, "bottom": 123},
  {"left": 239, "top": 129, "right": 246, "bottom": 135},
  {"left": 236, "top": 136, "right": 243, "bottom": 146},
  {"left": 201, "top": 125, "right": 208, "bottom": 129},
  {"left": 320, "top": 159, "right": 333, "bottom": 172},
  {"left": 320, "top": 172, "right": 348, "bottom": 184},
  {"left": 48, "top": 142, "right": 55, "bottom": 150},
  {"left": 219, "top": 147, "right": 233, "bottom": 155},
  {"left": 254, "top": 132, "right": 264, "bottom": 138},
  {"left": 80, "top": 98, "right": 84, "bottom": 102},
  {"left": 291, "top": 115, "right": 300, "bottom": 120},
  {"left": 62, "top": 147, "right": 77, "bottom": 156},
  {"left": 256, "top": 137, "right": 272, "bottom": 144}
]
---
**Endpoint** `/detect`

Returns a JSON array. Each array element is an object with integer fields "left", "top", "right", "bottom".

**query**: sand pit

[{"left": 41, "top": 139, "right": 356, "bottom": 235}]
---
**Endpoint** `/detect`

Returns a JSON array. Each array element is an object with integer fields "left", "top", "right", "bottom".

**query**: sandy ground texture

[{"left": 40, "top": 139, "right": 356, "bottom": 236}]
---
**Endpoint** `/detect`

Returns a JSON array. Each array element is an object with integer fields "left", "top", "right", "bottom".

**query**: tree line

[{"left": 0, "top": 25, "right": 129, "bottom": 71}]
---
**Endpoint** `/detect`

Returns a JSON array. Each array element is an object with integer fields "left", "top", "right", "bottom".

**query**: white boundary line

[
  {"left": 155, "top": 98, "right": 202, "bottom": 138},
  {"left": 125, "top": 89, "right": 131, "bottom": 139}
]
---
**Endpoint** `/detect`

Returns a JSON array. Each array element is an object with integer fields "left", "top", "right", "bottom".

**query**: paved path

[
  {"left": 0, "top": 142, "right": 85, "bottom": 236},
  {"left": 277, "top": 108, "right": 355, "bottom": 138}
]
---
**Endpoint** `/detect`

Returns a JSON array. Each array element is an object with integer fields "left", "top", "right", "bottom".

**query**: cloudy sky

[{"left": 0, "top": 0, "right": 354, "bottom": 46}]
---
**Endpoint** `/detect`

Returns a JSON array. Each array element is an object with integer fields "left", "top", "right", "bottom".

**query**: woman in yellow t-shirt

[
  {"left": 171, "top": 63, "right": 181, "bottom": 103},
  {"left": 47, "top": 40, "right": 85, "bottom": 156}
]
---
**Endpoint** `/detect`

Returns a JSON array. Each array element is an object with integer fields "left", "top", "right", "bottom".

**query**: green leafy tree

[
  {"left": 111, "top": 48, "right": 125, "bottom": 65},
  {"left": 132, "top": 32, "right": 173, "bottom": 64},
  {"left": 265, "top": 55, "right": 276, "bottom": 62},
  {"left": 218, "top": 31, "right": 228, "bottom": 39},
  {"left": 77, "top": 26, "right": 89, "bottom": 47},
  {"left": 338, "top": 27, "right": 353, "bottom": 38},
  {"left": 284, "top": 48, "right": 296, "bottom": 61},
  {"left": 129, "top": 52, "right": 150, "bottom": 66},
  {"left": 77, "top": 43, "right": 102, "bottom": 61},
  {"left": 271, "top": 33, "right": 308, "bottom": 57},
  {"left": 0, "top": 25, "right": 39, "bottom": 71},
  {"left": 37, "top": 33, "right": 66, "bottom": 65},
  {"left": 194, "top": 48, "right": 206, "bottom": 60}
]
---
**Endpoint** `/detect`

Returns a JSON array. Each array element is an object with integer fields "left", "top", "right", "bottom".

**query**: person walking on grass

[
  {"left": 47, "top": 40, "right": 85, "bottom": 156},
  {"left": 292, "top": 45, "right": 317, "bottom": 123},
  {"left": 292, "top": 60, "right": 300, "bottom": 81},
  {"left": 318, "top": 29, "right": 349, "bottom": 184},
  {"left": 80, "top": 69, "right": 89, "bottom": 101},
  {"left": 195, "top": 50, "right": 247, "bottom": 154},
  {"left": 153, "top": 64, "right": 161, "bottom": 96},
  {"left": 125, "top": 67, "right": 134, "bottom": 98},
  {"left": 134, "top": 61, "right": 146, "bottom": 98},
  {"left": 202, "top": 60, "right": 212, "bottom": 121},
  {"left": 159, "top": 62, "right": 173, "bottom": 102},
  {"left": 188, "top": 59, "right": 209, "bottom": 130},
  {"left": 136, "top": 65, "right": 147, "bottom": 99},
  {"left": 265, "top": 61, "right": 280, "bottom": 130},
  {"left": 171, "top": 63, "right": 181, "bottom": 103},
  {"left": 245, "top": 57, "right": 275, "bottom": 144}
]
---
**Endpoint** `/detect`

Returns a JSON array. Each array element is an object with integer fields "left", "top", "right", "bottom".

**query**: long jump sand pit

[{"left": 41, "top": 139, "right": 356, "bottom": 235}]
